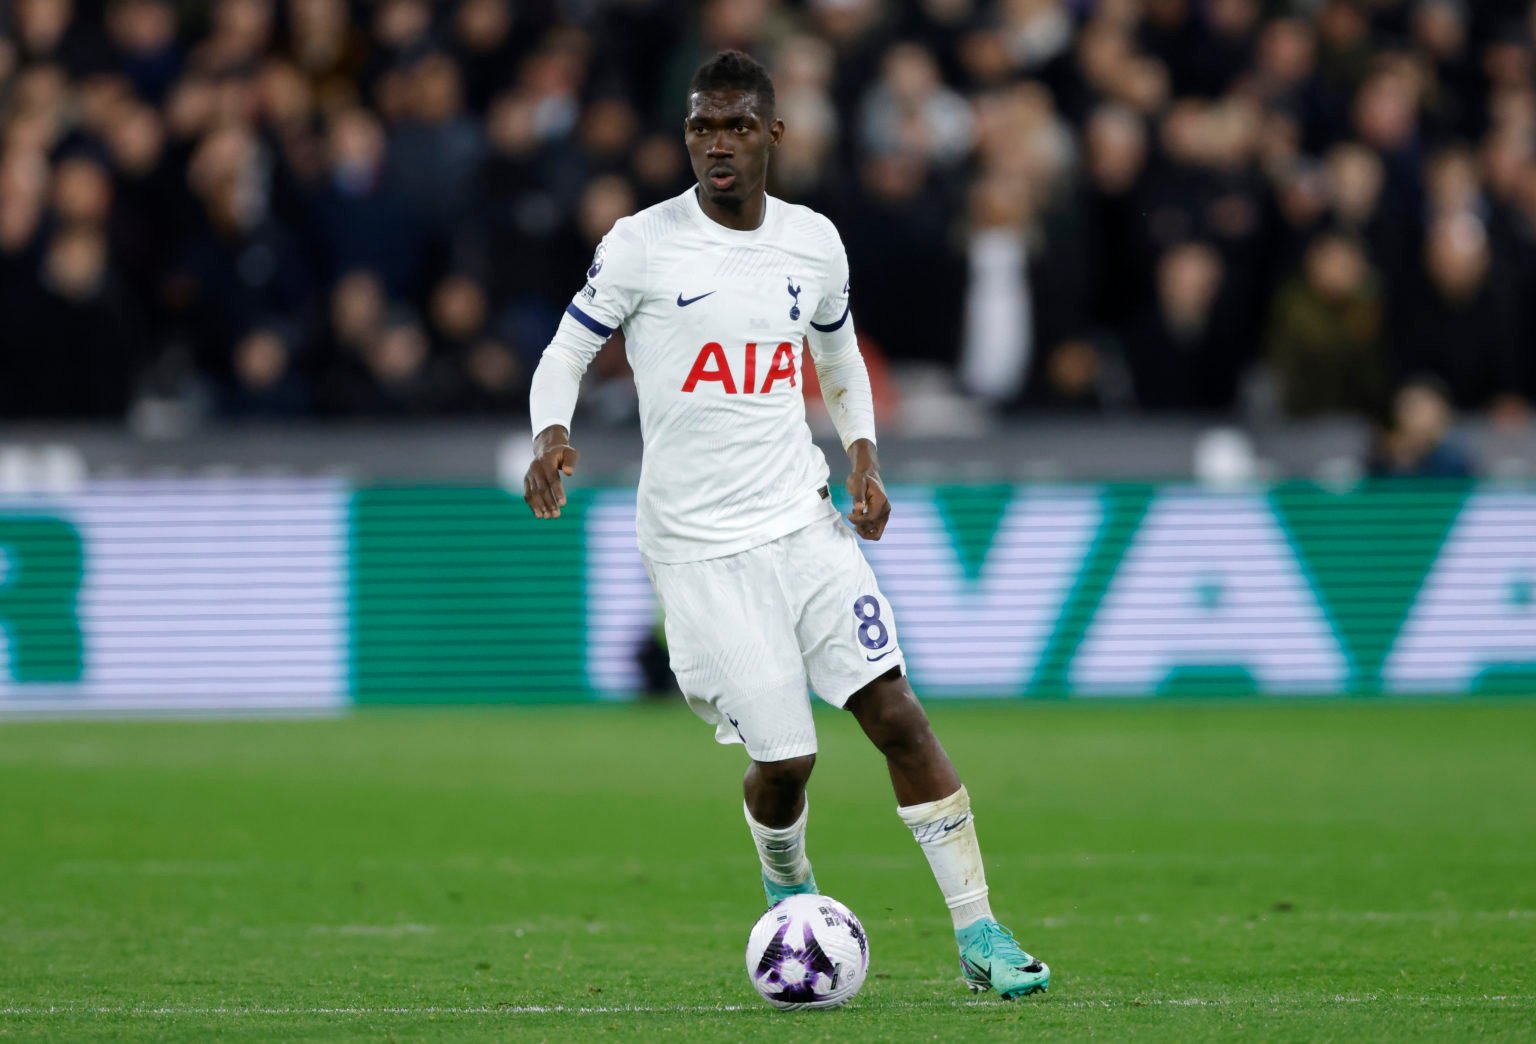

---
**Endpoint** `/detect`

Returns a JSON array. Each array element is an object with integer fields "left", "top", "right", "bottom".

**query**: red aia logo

[{"left": 681, "top": 342, "right": 797, "bottom": 394}]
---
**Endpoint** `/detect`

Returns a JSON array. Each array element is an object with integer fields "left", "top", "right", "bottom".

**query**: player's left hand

[{"left": 846, "top": 468, "right": 891, "bottom": 541}]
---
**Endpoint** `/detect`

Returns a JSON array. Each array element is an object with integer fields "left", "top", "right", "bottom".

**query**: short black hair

[{"left": 687, "top": 50, "right": 775, "bottom": 116}]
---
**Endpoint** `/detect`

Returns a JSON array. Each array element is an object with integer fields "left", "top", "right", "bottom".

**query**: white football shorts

[{"left": 643, "top": 515, "right": 906, "bottom": 762}]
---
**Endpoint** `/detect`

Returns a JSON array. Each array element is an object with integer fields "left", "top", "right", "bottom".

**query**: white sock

[
  {"left": 744, "top": 799, "right": 813, "bottom": 887},
  {"left": 897, "top": 785, "right": 994, "bottom": 930}
]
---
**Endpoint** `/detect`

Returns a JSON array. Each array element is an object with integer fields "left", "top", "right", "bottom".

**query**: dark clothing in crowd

[
  {"left": 0, "top": 270, "right": 140, "bottom": 419},
  {"left": 828, "top": 182, "right": 965, "bottom": 367},
  {"left": 1395, "top": 278, "right": 1525, "bottom": 411},
  {"left": 0, "top": 0, "right": 1533, "bottom": 426},
  {"left": 1366, "top": 439, "right": 1477, "bottom": 480},
  {"left": 1121, "top": 310, "right": 1244, "bottom": 413},
  {"left": 1267, "top": 277, "right": 1389, "bottom": 420}
]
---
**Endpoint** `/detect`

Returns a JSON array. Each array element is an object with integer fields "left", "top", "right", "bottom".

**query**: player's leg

[
  {"left": 743, "top": 753, "right": 819, "bottom": 905},
  {"left": 642, "top": 546, "right": 821, "bottom": 910},
  {"left": 743, "top": 754, "right": 814, "bottom": 827},
  {"left": 786, "top": 518, "right": 1048, "bottom": 999},
  {"left": 846, "top": 674, "right": 1048, "bottom": 997},
  {"left": 847, "top": 676, "right": 986, "bottom": 928},
  {"left": 844, "top": 668, "right": 958, "bottom": 806}
]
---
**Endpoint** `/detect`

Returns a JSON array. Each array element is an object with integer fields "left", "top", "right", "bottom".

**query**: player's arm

[
  {"left": 806, "top": 233, "right": 888, "bottom": 541},
  {"left": 524, "top": 225, "right": 646, "bottom": 520}
]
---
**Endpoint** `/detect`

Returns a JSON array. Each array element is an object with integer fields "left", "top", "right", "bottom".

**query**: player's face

[{"left": 684, "top": 89, "right": 783, "bottom": 209}]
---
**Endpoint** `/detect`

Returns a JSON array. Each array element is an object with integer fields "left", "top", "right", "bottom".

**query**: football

[{"left": 745, "top": 894, "right": 870, "bottom": 1010}]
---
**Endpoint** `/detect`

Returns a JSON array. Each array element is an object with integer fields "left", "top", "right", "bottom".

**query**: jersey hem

[{"left": 637, "top": 498, "right": 840, "bottom": 564}]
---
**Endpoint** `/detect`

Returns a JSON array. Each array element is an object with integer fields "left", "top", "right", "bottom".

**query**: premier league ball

[{"left": 745, "top": 894, "right": 869, "bottom": 1010}]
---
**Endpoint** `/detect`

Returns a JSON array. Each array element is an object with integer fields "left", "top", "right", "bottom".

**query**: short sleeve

[{"left": 565, "top": 220, "right": 647, "bottom": 338}]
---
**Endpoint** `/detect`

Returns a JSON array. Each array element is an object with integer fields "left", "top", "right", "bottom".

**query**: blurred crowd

[{"left": 2, "top": 0, "right": 1535, "bottom": 433}]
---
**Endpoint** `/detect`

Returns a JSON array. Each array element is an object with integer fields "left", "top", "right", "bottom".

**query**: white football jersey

[{"left": 545, "top": 188, "right": 868, "bottom": 563}]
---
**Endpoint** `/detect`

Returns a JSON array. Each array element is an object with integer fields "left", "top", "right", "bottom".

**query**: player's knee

[
  {"left": 752, "top": 753, "right": 816, "bottom": 792},
  {"left": 851, "top": 682, "right": 932, "bottom": 757}
]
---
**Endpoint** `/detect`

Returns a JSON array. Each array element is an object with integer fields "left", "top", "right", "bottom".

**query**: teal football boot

[
  {"left": 762, "top": 870, "right": 818, "bottom": 909},
  {"left": 956, "top": 918, "right": 1050, "bottom": 999}
]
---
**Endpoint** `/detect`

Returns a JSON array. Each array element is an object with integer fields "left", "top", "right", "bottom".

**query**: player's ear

[{"left": 768, "top": 117, "right": 785, "bottom": 149}]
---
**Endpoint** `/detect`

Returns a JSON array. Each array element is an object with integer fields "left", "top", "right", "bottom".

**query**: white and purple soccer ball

[{"left": 745, "top": 894, "right": 869, "bottom": 1010}]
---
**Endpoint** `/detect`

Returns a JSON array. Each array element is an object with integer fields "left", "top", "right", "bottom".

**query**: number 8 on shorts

[{"left": 853, "top": 595, "right": 889, "bottom": 651}]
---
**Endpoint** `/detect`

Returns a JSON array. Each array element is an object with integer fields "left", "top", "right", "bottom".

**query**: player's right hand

[{"left": 524, "top": 427, "right": 580, "bottom": 520}]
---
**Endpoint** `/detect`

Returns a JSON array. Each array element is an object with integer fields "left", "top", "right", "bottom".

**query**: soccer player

[{"left": 523, "top": 50, "right": 1049, "bottom": 999}]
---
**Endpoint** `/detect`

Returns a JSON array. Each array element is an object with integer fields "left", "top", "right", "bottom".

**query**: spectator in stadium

[
  {"left": 629, "top": 129, "right": 692, "bottom": 207},
  {"left": 859, "top": 41, "right": 973, "bottom": 168},
  {"left": 1201, "top": 0, "right": 1262, "bottom": 98},
  {"left": 995, "top": 0, "right": 1075, "bottom": 85},
  {"left": 4, "top": 0, "right": 1536, "bottom": 429},
  {"left": 804, "top": 0, "right": 889, "bottom": 127},
  {"left": 1122, "top": 240, "right": 1239, "bottom": 412},
  {"left": 11, "top": 0, "right": 108, "bottom": 75},
  {"left": 311, "top": 105, "right": 421, "bottom": 295},
  {"left": 1062, "top": 13, "right": 1170, "bottom": 124},
  {"left": 575, "top": 95, "right": 639, "bottom": 181},
  {"left": 1138, "top": 0, "right": 1214, "bottom": 99},
  {"left": 223, "top": 325, "right": 311, "bottom": 417},
  {"left": 7, "top": 62, "right": 73, "bottom": 156},
  {"left": 1396, "top": 214, "right": 1526, "bottom": 420},
  {"left": 428, "top": 273, "right": 486, "bottom": 357},
  {"left": 464, "top": 87, "right": 594, "bottom": 371},
  {"left": 107, "top": 0, "right": 183, "bottom": 105},
  {"left": 833, "top": 149, "right": 964, "bottom": 366},
  {"left": 257, "top": 58, "right": 325, "bottom": 193},
  {"left": 103, "top": 99, "right": 175, "bottom": 310},
  {"left": 285, "top": 0, "right": 369, "bottom": 109},
  {"left": 1412, "top": 0, "right": 1479, "bottom": 141},
  {"left": 1324, "top": 142, "right": 1411, "bottom": 295},
  {"left": 191, "top": 0, "right": 276, "bottom": 77},
  {"left": 977, "top": 81, "right": 1088, "bottom": 359},
  {"left": 426, "top": 271, "right": 524, "bottom": 413},
  {"left": 366, "top": 0, "right": 435, "bottom": 81},
  {"left": 324, "top": 268, "right": 385, "bottom": 360},
  {"left": 1352, "top": 66, "right": 1425, "bottom": 223},
  {"left": 958, "top": 171, "right": 1033, "bottom": 405},
  {"left": 1366, "top": 378, "right": 1476, "bottom": 479},
  {"left": 1025, "top": 336, "right": 1117, "bottom": 413},
  {"left": 1265, "top": 230, "right": 1388, "bottom": 420},
  {"left": 49, "top": 149, "right": 114, "bottom": 229},
  {"left": 451, "top": 0, "right": 520, "bottom": 115},
  {"left": 3, "top": 224, "right": 140, "bottom": 418},
  {"left": 457, "top": 334, "right": 525, "bottom": 414},
  {"left": 0, "top": 148, "right": 49, "bottom": 275},
  {"left": 1079, "top": 103, "right": 1152, "bottom": 333},
  {"left": 660, "top": 0, "right": 782, "bottom": 117},
  {"left": 1426, "top": 145, "right": 1489, "bottom": 222},
  {"left": 167, "top": 124, "right": 313, "bottom": 390},
  {"left": 767, "top": 33, "right": 838, "bottom": 201},
  {"left": 1246, "top": 16, "right": 1324, "bottom": 134},
  {"left": 383, "top": 52, "right": 485, "bottom": 240},
  {"left": 319, "top": 305, "right": 454, "bottom": 417}
]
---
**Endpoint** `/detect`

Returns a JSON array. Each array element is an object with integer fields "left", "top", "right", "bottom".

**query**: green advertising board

[
  {"left": 2, "top": 478, "right": 1535, "bottom": 713},
  {"left": 350, "top": 487, "right": 588, "bottom": 703},
  {"left": 350, "top": 479, "right": 1536, "bottom": 702}
]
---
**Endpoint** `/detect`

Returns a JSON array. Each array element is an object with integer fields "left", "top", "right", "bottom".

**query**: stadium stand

[{"left": 1, "top": 0, "right": 1534, "bottom": 444}]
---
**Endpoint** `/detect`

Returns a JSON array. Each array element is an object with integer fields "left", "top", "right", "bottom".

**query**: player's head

[{"left": 685, "top": 50, "right": 783, "bottom": 211}]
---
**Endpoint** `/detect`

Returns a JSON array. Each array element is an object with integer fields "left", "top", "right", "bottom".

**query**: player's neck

[{"left": 694, "top": 185, "right": 767, "bottom": 233}]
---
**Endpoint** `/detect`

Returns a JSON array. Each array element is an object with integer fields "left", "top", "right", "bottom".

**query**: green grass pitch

[{"left": 2, "top": 701, "right": 1534, "bottom": 1041}]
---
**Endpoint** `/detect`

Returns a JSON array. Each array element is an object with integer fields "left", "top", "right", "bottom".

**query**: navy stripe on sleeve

[
  {"left": 565, "top": 302, "right": 614, "bottom": 338},
  {"left": 810, "top": 303, "right": 850, "bottom": 333}
]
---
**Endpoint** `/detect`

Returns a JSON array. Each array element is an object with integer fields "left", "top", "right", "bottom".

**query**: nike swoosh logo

[
  {"left": 866, "top": 649, "right": 897, "bottom": 663},
  {"left": 941, "top": 815, "right": 970, "bottom": 833},
  {"left": 676, "top": 291, "right": 716, "bottom": 307}
]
